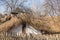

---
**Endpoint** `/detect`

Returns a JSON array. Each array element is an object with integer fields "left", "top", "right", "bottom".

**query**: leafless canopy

[
  {"left": 43, "top": 0, "right": 60, "bottom": 16},
  {"left": 1, "top": 0, "right": 28, "bottom": 13}
]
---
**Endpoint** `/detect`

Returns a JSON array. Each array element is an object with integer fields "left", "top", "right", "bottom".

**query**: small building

[{"left": 8, "top": 24, "right": 41, "bottom": 36}]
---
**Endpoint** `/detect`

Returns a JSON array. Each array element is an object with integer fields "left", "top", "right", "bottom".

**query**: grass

[{"left": 0, "top": 32, "right": 60, "bottom": 40}]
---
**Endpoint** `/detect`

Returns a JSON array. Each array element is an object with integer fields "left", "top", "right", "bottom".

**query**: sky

[{"left": 0, "top": 0, "right": 44, "bottom": 14}]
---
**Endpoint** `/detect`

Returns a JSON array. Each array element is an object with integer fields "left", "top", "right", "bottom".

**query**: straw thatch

[
  {"left": 0, "top": 13, "right": 60, "bottom": 33},
  {"left": 0, "top": 16, "right": 21, "bottom": 32}
]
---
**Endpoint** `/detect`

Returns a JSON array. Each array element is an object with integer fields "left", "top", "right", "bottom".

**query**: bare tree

[
  {"left": 43, "top": 0, "right": 60, "bottom": 28},
  {"left": 0, "top": 0, "right": 28, "bottom": 13},
  {"left": 44, "top": 0, "right": 60, "bottom": 16}
]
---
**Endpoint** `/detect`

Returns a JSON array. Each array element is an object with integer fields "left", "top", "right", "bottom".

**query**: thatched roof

[
  {"left": 0, "top": 16, "right": 21, "bottom": 32},
  {"left": 0, "top": 13, "right": 60, "bottom": 33}
]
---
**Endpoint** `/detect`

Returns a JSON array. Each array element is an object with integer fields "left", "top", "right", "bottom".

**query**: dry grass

[{"left": 0, "top": 32, "right": 60, "bottom": 40}]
